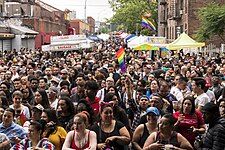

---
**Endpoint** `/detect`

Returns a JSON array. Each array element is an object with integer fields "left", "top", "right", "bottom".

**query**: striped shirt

[{"left": 12, "top": 138, "right": 55, "bottom": 150}]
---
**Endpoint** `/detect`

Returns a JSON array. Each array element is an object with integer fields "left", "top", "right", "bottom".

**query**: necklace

[{"left": 76, "top": 130, "right": 87, "bottom": 149}]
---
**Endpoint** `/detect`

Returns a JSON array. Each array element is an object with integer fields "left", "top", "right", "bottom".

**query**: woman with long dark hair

[
  {"left": 144, "top": 114, "right": 193, "bottom": 150},
  {"left": 103, "top": 93, "right": 130, "bottom": 131},
  {"left": 173, "top": 96, "right": 206, "bottom": 147},
  {"left": 41, "top": 109, "right": 67, "bottom": 150},
  {"left": 57, "top": 96, "right": 75, "bottom": 129},
  {"left": 90, "top": 103, "right": 130, "bottom": 150},
  {"left": 34, "top": 90, "right": 50, "bottom": 109}
]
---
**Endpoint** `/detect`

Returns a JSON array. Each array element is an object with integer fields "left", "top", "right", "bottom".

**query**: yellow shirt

[{"left": 47, "top": 126, "right": 67, "bottom": 150}]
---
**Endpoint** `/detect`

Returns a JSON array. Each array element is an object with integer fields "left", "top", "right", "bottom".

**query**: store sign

[
  {"left": 52, "top": 45, "right": 79, "bottom": 50},
  {"left": 51, "top": 35, "right": 86, "bottom": 43}
]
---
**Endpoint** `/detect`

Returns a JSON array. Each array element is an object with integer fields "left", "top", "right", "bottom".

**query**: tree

[
  {"left": 99, "top": 26, "right": 110, "bottom": 33},
  {"left": 195, "top": 2, "right": 225, "bottom": 42},
  {"left": 108, "top": 0, "right": 158, "bottom": 35}
]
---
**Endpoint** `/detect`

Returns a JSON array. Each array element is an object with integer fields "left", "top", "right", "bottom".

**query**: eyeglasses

[{"left": 47, "top": 91, "right": 56, "bottom": 94}]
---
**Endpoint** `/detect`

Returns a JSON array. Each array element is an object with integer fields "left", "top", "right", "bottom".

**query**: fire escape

[{"left": 159, "top": 0, "right": 167, "bottom": 25}]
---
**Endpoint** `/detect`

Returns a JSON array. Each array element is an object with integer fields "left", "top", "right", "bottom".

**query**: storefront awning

[
  {"left": 10, "top": 25, "right": 38, "bottom": 35},
  {"left": 0, "top": 33, "right": 15, "bottom": 39}
]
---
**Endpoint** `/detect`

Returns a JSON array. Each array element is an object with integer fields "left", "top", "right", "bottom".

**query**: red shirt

[
  {"left": 86, "top": 97, "right": 100, "bottom": 115},
  {"left": 173, "top": 110, "right": 204, "bottom": 146}
]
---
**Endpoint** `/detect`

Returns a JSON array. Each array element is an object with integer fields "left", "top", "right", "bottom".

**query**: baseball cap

[
  {"left": 49, "top": 87, "right": 58, "bottom": 94},
  {"left": 202, "top": 102, "right": 219, "bottom": 114},
  {"left": 146, "top": 107, "right": 159, "bottom": 116},
  {"left": 51, "top": 77, "right": 60, "bottom": 84},
  {"left": 106, "top": 77, "right": 114, "bottom": 82},
  {"left": 33, "top": 104, "right": 44, "bottom": 111}
]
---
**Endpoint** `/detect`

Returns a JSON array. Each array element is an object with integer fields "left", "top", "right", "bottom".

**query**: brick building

[
  {"left": 87, "top": 16, "right": 95, "bottom": 34},
  {"left": 159, "top": 0, "right": 225, "bottom": 47},
  {"left": 69, "top": 19, "right": 90, "bottom": 35},
  {"left": 4, "top": 0, "right": 67, "bottom": 49}
]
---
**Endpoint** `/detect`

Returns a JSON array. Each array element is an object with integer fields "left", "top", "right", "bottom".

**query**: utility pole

[
  {"left": 84, "top": 0, "right": 87, "bottom": 36},
  {"left": 158, "top": 0, "right": 161, "bottom": 36}
]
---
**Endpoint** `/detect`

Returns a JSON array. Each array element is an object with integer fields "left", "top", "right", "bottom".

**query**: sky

[{"left": 42, "top": 0, "right": 114, "bottom": 21}]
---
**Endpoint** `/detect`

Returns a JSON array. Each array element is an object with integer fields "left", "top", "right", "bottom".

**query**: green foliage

[
  {"left": 108, "top": 0, "right": 158, "bottom": 35},
  {"left": 99, "top": 26, "right": 110, "bottom": 33},
  {"left": 195, "top": 2, "right": 225, "bottom": 42}
]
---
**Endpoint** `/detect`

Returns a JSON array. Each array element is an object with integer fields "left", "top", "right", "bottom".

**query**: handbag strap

[{"left": 99, "top": 122, "right": 102, "bottom": 143}]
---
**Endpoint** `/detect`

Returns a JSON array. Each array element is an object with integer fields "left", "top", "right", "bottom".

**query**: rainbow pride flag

[
  {"left": 116, "top": 47, "right": 127, "bottom": 72},
  {"left": 142, "top": 16, "right": 156, "bottom": 33}
]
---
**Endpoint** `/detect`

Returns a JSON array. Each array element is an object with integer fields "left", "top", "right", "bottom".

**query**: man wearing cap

[
  {"left": 23, "top": 104, "right": 44, "bottom": 133},
  {"left": 47, "top": 87, "right": 59, "bottom": 110},
  {"left": 200, "top": 102, "right": 225, "bottom": 149},
  {"left": 51, "top": 77, "right": 60, "bottom": 88}
]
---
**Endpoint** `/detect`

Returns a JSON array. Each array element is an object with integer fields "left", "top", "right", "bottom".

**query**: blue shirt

[{"left": 0, "top": 122, "right": 27, "bottom": 145}]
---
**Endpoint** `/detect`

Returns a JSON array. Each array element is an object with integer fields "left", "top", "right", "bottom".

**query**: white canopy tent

[
  {"left": 128, "top": 36, "right": 168, "bottom": 48},
  {"left": 97, "top": 34, "right": 109, "bottom": 41}
]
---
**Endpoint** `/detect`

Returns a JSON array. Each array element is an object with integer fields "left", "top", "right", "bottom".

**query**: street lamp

[{"left": 84, "top": 0, "right": 87, "bottom": 36}]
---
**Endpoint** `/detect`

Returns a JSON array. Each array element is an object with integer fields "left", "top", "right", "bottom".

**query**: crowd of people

[{"left": 0, "top": 36, "right": 224, "bottom": 150}]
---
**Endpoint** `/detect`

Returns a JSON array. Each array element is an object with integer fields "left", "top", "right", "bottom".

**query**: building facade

[
  {"left": 4, "top": 0, "right": 67, "bottom": 49},
  {"left": 159, "top": 0, "right": 225, "bottom": 47},
  {"left": 87, "top": 16, "right": 95, "bottom": 34},
  {"left": 69, "top": 19, "right": 90, "bottom": 35}
]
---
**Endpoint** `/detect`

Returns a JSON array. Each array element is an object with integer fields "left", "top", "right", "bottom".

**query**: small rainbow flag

[
  {"left": 116, "top": 47, "right": 127, "bottom": 72},
  {"left": 142, "top": 16, "right": 156, "bottom": 33}
]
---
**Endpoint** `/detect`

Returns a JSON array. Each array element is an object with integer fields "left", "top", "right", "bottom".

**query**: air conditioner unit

[{"left": 180, "top": 10, "right": 183, "bottom": 15}]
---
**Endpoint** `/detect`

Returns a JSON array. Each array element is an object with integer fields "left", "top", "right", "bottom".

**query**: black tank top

[
  {"left": 138, "top": 123, "right": 150, "bottom": 148},
  {"left": 155, "top": 131, "right": 179, "bottom": 148}
]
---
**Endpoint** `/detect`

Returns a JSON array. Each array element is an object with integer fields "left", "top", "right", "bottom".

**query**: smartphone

[{"left": 187, "top": 128, "right": 193, "bottom": 134}]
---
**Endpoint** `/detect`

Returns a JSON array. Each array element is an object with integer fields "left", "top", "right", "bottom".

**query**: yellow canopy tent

[
  {"left": 133, "top": 43, "right": 159, "bottom": 50},
  {"left": 166, "top": 32, "right": 205, "bottom": 50}
]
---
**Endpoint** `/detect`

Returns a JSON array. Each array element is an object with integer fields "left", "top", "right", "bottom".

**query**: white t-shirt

[
  {"left": 50, "top": 98, "right": 59, "bottom": 110},
  {"left": 9, "top": 104, "right": 30, "bottom": 119},
  {"left": 170, "top": 86, "right": 183, "bottom": 102},
  {"left": 206, "top": 89, "right": 216, "bottom": 102},
  {"left": 195, "top": 93, "right": 210, "bottom": 108}
]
